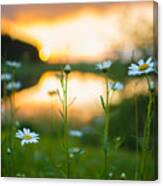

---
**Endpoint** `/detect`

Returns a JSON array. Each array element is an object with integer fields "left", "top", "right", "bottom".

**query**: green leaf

[
  {"left": 100, "top": 95, "right": 106, "bottom": 112},
  {"left": 59, "top": 109, "right": 64, "bottom": 119},
  {"left": 68, "top": 97, "right": 77, "bottom": 107},
  {"left": 56, "top": 89, "right": 63, "bottom": 104}
]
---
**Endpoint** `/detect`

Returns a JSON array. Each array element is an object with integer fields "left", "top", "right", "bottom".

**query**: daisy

[
  {"left": 69, "top": 130, "right": 83, "bottom": 137},
  {"left": 69, "top": 147, "right": 85, "bottom": 158},
  {"left": 1, "top": 73, "right": 12, "bottom": 81},
  {"left": 108, "top": 81, "right": 124, "bottom": 91},
  {"left": 6, "top": 81, "right": 21, "bottom": 91},
  {"left": 6, "top": 60, "right": 21, "bottom": 68},
  {"left": 96, "top": 60, "right": 112, "bottom": 72},
  {"left": 128, "top": 57, "right": 155, "bottom": 76},
  {"left": 16, "top": 128, "right": 39, "bottom": 146},
  {"left": 69, "top": 147, "right": 81, "bottom": 154},
  {"left": 64, "top": 64, "right": 71, "bottom": 74}
]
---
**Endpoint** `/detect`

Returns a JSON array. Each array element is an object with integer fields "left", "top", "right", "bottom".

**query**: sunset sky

[{"left": 2, "top": 2, "right": 154, "bottom": 63}]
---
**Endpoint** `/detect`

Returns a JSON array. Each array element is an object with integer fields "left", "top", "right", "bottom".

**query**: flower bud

[
  {"left": 64, "top": 64, "right": 71, "bottom": 74},
  {"left": 7, "top": 148, "right": 12, "bottom": 154},
  {"left": 15, "top": 120, "right": 20, "bottom": 127},
  {"left": 149, "top": 80, "right": 155, "bottom": 92}
]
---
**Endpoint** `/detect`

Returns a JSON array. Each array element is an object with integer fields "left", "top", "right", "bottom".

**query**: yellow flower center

[
  {"left": 139, "top": 63, "right": 149, "bottom": 71},
  {"left": 24, "top": 134, "right": 32, "bottom": 140}
]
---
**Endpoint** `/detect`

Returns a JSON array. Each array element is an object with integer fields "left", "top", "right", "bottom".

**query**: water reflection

[{"left": 4, "top": 71, "right": 148, "bottom": 125}]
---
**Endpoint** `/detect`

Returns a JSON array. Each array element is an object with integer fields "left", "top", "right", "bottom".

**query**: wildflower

[
  {"left": 128, "top": 57, "right": 155, "bottom": 76},
  {"left": 48, "top": 90, "right": 57, "bottom": 97},
  {"left": 6, "top": 60, "right": 21, "bottom": 68},
  {"left": 149, "top": 80, "right": 155, "bottom": 91},
  {"left": 6, "top": 81, "right": 21, "bottom": 91},
  {"left": 69, "top": 130, "right": 83, "bottom": 137},
  {"left": 116, "top": 136, "right": 121, "bottom": 141},
  {"left": 7, "top": 148, "right": 12, "bottom": 154},
  {"left": 108, "top": 81, "right": 124, "bottom": 91},
  {"left": 69, "top": 147, "right": 85, "bottom": 156},
  {"left": 120, "top": 172, "right": 126, "bottom": 179},
  {"left": 64, "top": 64, "right": 71, "bottom": 74},
  {"left": 69, "top": 147, "right": 81, "bottom": 154},
  {"left": 96, "top": 60, "right": 112, "bottom": 72},
  {"left": 108, "top": 172, "right": 113, "bottom": 178},
  {"left": 1, "top": 73, "right": 12, "bottom": 81},
  {"left": 16, "top": 128, "right": 39, "bottom": 146}
]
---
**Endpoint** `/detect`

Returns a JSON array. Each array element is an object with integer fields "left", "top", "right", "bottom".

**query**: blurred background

[{"left": 1, "top": 1, "right": 158, "bottom": 179}]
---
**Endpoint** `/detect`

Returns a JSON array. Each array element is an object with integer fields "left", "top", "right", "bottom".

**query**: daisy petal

[
  {"left": 16, "top": 130, "right": 24, "bottom": 139},
  {"left": 21, "top": 139, "right": 26, "bottom": 146},
  {"left": 138, "top": 59, "right": 144, "bottom": 65},
  {"left": 146, "top": 57, "right": 153, "bottom": 64}
]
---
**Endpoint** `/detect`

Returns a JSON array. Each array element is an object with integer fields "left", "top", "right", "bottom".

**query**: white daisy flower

[
  {"left": 6, "top": 60, "right": 21, "bottom": 68},
  {"left": 108, "top": 81, "right": 124, "bottom": 91},
  {"left": 16, "top": 128, "right": 39, "bottom": 146},
  {"left": 69, "top": 147, "right": 85, "bottom": 156},
  {"left": 69, "top": 147, "right": 81, "bottom": 154},
  {"left": 1, "top": 73, "right": 12, "bottom": 81},
  {"left": 64, "top": 64, "right": 71, "bottom": 74},
  {"left": 96, "top": 60, "right": 112, "bottom": 72},
  {"left": 6, "top": 81, "right": 21, "bottom": 91},
  {"left": 128, "top": 57, "right": 155, "bottom": 76},
  {"left": 69, "top": 130, "right": 83, "bottom": 137},
  {"left": 69, "top": 147, "right": 83, "bottom": 158}
]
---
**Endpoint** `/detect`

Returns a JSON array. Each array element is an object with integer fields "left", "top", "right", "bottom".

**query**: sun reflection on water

[{"left": 3, "top": 71, "right": 149, "bottom": 125}]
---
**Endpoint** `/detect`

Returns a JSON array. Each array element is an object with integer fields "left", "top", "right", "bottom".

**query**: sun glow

[
  {"left": 39, "top": 46, "right": 51, "bottom": 62},
  {"left": 2, "top": 2, "right": 153, "bottom": 63}
]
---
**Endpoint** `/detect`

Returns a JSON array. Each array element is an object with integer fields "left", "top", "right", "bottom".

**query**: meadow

[{"left": 1, "top": 58, "right": 158, "bottom": 180}]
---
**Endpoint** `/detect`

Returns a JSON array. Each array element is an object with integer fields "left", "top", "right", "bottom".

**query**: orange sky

[{"left": 1, "top": 2, "right": 154, "bottom": 63}]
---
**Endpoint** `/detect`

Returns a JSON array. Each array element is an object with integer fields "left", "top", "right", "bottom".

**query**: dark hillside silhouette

[{"left": 1, "top": 34, "right": 40, "bottom": 63}]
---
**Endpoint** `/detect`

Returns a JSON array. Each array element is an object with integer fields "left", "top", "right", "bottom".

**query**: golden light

[
  {"left": 3, "top": 71, "right": 149, "bottom": 125},
  {"left": 39, "top": 46, "right": 51, "bottom": 62},
  {"left": 39, "top": 73, "right": 59, "bottom": 95},
  {"left": 1, "top": 2, "right": 154, "bottom": 63}
]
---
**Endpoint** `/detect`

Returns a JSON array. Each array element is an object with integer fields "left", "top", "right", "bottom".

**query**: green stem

[
  {"left": 63, "top": 73, "right": 70, "bottom": 178},
  {"left": 50, "top": 97, "right": 55, "bottom": 132},
  {"left": 134, "top": 96, "right": 139, "bottom": 180},
  {"left": 140, "top": 77, "right": 153, "bottom": 180},
  {"left": 8, "top": 69, "right": 16, "bottom": 176},
  {"left": 103, "top": 77, "right": 110, "bottom": 179},
  {"left": 2, "top": 81, "right": 9, "bottom": 174},
  {"left": 3, "top": 80, "right": 7, "bottom": 102}
]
